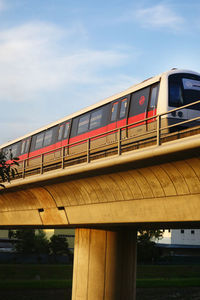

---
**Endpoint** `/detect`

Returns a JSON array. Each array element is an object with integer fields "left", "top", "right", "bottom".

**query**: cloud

[
  {"left": 0, "top": 22, "right": 130, "bottom": 103},
  {"left": 0, "top": 21, "right": 139, "bottom": 145},
  {"left": 0, "top": 71, "right": 139, "bottom": 145},
  {"left": 134, "top": 4, "right": 184, "bottom": 30}
]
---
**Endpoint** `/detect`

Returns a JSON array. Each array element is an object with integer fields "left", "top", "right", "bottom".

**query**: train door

[
  {"left": 57, "top": 121, "right": 71, "bottom": 157},
  {"left": 106, "top": 101, "right": 119, "bottom": 144},
  {"left": 146, "top": 83, "right": 159, "bottom": 132},
  {"left": 128, "top": 87, "right": 150, "bottom": 137},
  {"left": 21, "top": 138, "right": 31, "bottom": 156},
  {"left": 20, "top": 137, "right": 31, "bottom": 168},
  {"left": 106, "top": 97, "right": 129, "bottom": 144},
  {"left": 58, "top": 121, "right": 70, "bottom": 147},
  {"left": 117, "top": 97, "right": 129, "bottom": 139},
  {"left": 117, "top": 98, "right": 128, "bottom": 127}
]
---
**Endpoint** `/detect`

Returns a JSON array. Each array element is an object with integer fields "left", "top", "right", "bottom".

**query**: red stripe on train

[{"left": 17, "top": 109, "right": 156, "bottom": 161}]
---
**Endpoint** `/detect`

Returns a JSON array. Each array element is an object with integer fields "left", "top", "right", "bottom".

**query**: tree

[
  {"left": 137, "top": 230, "right": 163, "bottom": 263},
  {"left": 9, "top": 229, "right": 36, "bottom": 254},
  {"left": 0, "top": 149, "right": 19, "bottom": 188},
  {"left": 9, "top": 229, "right": 49, "bottom": 254},
  {"left": 34, "top": 229, "right": 50, "bottom": 255},
  {"left": 137, "top": 229, "right": 163, "bottom": 243},
  {"left": 9, "top": 230, "right": 71, "bottom": 263},
  {"left": 49, "top": 234, "right": 70, "bottom": 256}
]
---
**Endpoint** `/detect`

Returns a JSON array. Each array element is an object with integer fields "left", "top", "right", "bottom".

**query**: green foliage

[
  {"left": 49, "top": 235, "right": 70, "bottom": 256},
  {"left": 9, "top": 229, "right": 49, "bottom": 254},
  {"left": 137, "top": 230, "right": 163, "bottom": 243},
  {"left": 34, "top": 230, "right": 50, "bottom": 255},
  {"left": 137, "top": 230, "right": 163, "bottom": 263},
  {"left": 9, "top": 229, "right": 71, "bottom": 259},
  {"left": 0, "top": 150, "right": 19, "bottom": 187}
]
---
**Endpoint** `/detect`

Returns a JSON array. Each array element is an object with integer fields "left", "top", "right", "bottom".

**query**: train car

[{"left": 1, "top": 68, "right": 200, "bottom": 173}]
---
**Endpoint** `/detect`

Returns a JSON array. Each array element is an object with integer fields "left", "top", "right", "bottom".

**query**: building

[
  {"left": 54, "top": 229, "right": 75, "bottom": 252},
  {"left": 171, "top": 229, "right": 200, "bottom": 245},
  {"left": 157, "top": 229, "right": 200, "bottom": 259}
]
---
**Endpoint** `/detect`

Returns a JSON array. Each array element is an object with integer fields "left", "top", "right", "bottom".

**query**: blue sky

[{"left": 0, "top": 0, "right": 200, "bottom": 144}]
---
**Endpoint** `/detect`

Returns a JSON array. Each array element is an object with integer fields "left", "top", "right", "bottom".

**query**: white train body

[{"left": 1, "top": 68, "right": 200, "bottom": 162}]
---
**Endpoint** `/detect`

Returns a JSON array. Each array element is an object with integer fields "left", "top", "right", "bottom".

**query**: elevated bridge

[
  {"left": 1, "top": 118, "right": 200, "bottom": 300},
  {"left": 0, "top": 124, "right": 200, "bottom": 228}
]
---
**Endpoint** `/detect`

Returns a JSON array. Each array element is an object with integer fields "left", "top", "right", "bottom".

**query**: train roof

[{"left": 1, "top": 68, "right": 200, "bottom": 148}]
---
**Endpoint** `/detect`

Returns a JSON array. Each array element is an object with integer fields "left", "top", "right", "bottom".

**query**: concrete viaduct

[{"left": 0, "top": 129, "right": 200, "bottom": 300}]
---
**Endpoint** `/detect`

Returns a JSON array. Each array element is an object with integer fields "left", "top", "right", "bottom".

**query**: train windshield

[{"left": 169, "top": 73, "right": 200, "bottom": 110}]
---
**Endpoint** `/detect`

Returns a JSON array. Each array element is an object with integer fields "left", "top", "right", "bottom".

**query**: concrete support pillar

[{"left": 72, "top": 228, "right": 137, "bottom": 300}]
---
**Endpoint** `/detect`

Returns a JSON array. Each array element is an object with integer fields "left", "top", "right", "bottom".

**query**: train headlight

[
  {"left": 171, "top": 111, "right": 176, "bottom": 117},
  {"left": 178, "top": 111, "right": 183, "bottom": 118}
]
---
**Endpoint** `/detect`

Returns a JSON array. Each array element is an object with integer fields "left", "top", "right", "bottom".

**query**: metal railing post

[
  {"left": 22, "top": 160, "right": 26, "bottom": 178},
  {"left": 157, "top": 115, "right": 161, "bottom": 146},
  {"left": 62, "top": 147, "right": 65, "bottom": 169},
  {"left": 40, "top": 154, "right": 44, "bottom": 174},
  {"left": 87, "top": 139, "right": 90, "bottom": 163},
  {"left": 118, "top": 128, "right": 121, "bottom": 155}
]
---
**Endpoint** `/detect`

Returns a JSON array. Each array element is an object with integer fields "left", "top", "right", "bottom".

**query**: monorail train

[{"left": 1, "top": 68, "right": 200, "bottom": 169}]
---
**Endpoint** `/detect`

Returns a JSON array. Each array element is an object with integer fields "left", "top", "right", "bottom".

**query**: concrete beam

[{"left": 0, "top": 156, "right": 200, "bottom": 227}]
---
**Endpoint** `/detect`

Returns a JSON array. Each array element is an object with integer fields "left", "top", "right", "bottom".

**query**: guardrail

[{"left": 5, "top": 100, "right": 200, "bottom": 180}]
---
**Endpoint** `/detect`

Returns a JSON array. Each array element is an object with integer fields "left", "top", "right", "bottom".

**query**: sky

[{"left": 0, "top": 0, "right": 200, "bottom": 145}]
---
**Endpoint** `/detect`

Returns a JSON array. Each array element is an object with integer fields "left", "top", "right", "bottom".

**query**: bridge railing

[
  {"left": 156, "top": 100, "right": 200, "bottom": 145},
  {"left": 4, "top": 100, "right": 200, "bottom": 180}
]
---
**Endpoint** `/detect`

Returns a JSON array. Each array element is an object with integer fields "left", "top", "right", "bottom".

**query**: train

[{"left": 1, "top": 68, "right": 200, "bottom": 171}]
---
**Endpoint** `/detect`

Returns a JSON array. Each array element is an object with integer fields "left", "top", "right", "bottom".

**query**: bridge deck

[
  {"left": 0, "top": 105, "right": 200, "bottom": 229},
  {"left": 0, "top": 124, "right": 199, "bottom": 228}
]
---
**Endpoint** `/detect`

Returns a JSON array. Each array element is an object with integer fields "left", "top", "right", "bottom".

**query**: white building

[{"left": 171, "top": 229, "right": 200, "bottom": 245}]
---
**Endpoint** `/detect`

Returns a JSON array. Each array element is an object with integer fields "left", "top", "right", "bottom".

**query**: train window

[
  {"left": 129, "top": 87, "right": 150, "bottom": 117},
  {"left": 111, "top": 102, "right": 119, "bottom": 121},
  {"left": 148, "top": 84, "right": 159, "bottom": 109},
  {"left": 43, "top": 128, "right": 53, "bottom": 147},
  {"left": 58, "top": 125, "right": 64, "bottom": 141},
  {"left": 78, "top": 114, "right": 90, "bottom": 134},
  {"left": 21, "top": 140, "right": 26, "bottom": 154},
  {"left": 89, "top": 109, "right": 103, "bottom": 130},
  {"left": 169, "top": 74, "right": 200, "bottom": 110},
  {"left": 11, "top": 144, "right": 17, "bottom": 157},
  {"left": 35, "top": 132, "right": 44, "bottom": 149},
  {"left": 182, "top": 78, "right": 200, "bottom": 109},
  {"left": 2, "top": 142, "right": 21, "bottom": 158},
  {"left": 11, "top": 143, "right": 20, "bottom": 158},
  {"left": 58, "top": 122, "right": 70, "bottom": 141},
  {"left": 25, "top": 139, "right": 30, "bottom": 153},
  {"left": 21, "top": 138, "right": 30, "bottom": 154},
  {"left": 169, "top": 80, "right": 183, "bottom": 107},
  {"left": 2, "top": 147, "right": 9, "bottom": 159},
  {"left": 63, "top": 122, "right": 70, "bottom": 139},
  {"left": 119, "top": 99, "right": 128, "bottom": 119}
]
